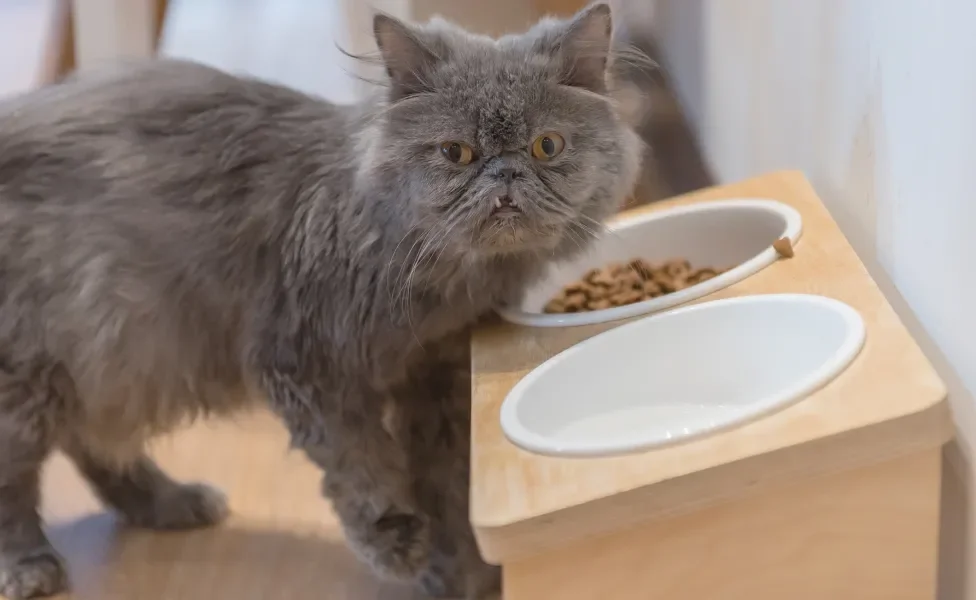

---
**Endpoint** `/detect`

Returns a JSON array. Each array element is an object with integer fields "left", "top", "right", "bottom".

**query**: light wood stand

[
  {"left": 505, "top": 450, "right": 941, "bottom": 599},
  {"left": 470, "top": 171, "right": 952, "bottom": 599}
]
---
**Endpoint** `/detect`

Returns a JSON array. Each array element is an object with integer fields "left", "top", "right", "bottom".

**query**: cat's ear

[
  {"left": 548, "top": 3, "right": 614, "bottom": 93},
  {"left": 373, "top": 14, "right": 445, "bottom": 100}
]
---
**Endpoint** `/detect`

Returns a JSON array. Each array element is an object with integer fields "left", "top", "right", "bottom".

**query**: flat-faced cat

[{"left": 0, "top": 3, "right": 640, "bottom": 598}]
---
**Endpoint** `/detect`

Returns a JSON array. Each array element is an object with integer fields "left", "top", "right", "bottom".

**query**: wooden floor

[{"left": 42, "top": 411, "right": 419, "bottom": 600}]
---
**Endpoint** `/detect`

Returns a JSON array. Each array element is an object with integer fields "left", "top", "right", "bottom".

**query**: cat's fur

[
  {"left": 0, "top": 3, "right": 640, "bottom": 598},
  {"left": 391, "top": 331, "right": 501, "bottom": 598}
]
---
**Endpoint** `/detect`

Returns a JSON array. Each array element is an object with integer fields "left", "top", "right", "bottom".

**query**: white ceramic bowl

[
  {"left": 500, "top": 294, "right": 866, "bottom": 458},
  {"left": 498, "top": 198, "right": 802, "bottom": 328}
]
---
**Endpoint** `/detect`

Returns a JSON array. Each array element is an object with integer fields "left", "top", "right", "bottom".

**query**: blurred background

[{"left": 1, "top": 1, "right": 974, "bottom": 598}]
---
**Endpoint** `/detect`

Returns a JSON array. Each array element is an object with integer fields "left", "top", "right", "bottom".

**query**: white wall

[
  {"left": 161, "top": 0, "right": 390, "bottom": 104},
  {"left": 0, "top": 0, "right": 60, "bottom": 98},
  {"left": 72, "top": 0, "right": 157, "bottom": 70},
  {"left": 160, "top": 0, "right": 534, "bottom": 104},
  {"left": 647, "top": 0, "right": 976, "bottom": 597}
]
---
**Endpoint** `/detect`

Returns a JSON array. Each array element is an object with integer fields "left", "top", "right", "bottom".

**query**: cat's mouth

[{"left": 490, "top": 195, "right": 523, "bottom": 217}]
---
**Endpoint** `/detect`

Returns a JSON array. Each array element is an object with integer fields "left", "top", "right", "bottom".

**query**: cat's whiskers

[
  {"left": 390, "top": 231, "right": 431, "bottom": 339},
  {"left": 388, "top": 232, "right": 425, "bottom": 312},
  {"left": 564, "top": 226, "right": 588, "bottom": 254},
  {"left": 400, "top": 212, "right": 460, "bottom": 324},
  {"left": 576, "top": 213, "right": 632, "bottom": 253},
  {"left": 577, "top": 212, "right": 616, "bottom": 238},
  {"left": 571, "top": 219, "right": 603, "bottom": 243},
  {"left": 553, "top": 219, "right": 586, "bottom": 257},
  {"left": 401, "top": 220, "right": 460, "bottom": 349},
  {"left": 535, "top": 178, "right": 617, "bottom": 242},
  {"left": 545, "top": 199, "right": 620, "bottom": 246},
  {"left": 422, "top": 209, "right": 467, "bottom": 289},
  {"left": 411, "top": 224, "right": 446, "bottom": 284},
  {"left": 394, "top": 230, "right": 435, "bottom": 349},
  {"left": 385, "top": 230, "right": 416, "bottom": 305}
]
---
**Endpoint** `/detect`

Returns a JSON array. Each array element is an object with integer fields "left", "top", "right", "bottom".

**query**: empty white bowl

[
  {"left": 498, "top": 199, "right": 802, "bottom": 327},
  {"left": 500, "top": 294, "right": 866, "bottom": 458}
]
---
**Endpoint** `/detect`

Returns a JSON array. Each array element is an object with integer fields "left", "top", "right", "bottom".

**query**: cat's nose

[{"left": 495, "top": 167, "right": 522, "bottom": 184}]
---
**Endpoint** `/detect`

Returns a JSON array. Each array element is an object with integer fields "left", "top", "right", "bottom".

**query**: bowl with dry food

[
  {"left": 500, "top": 294, "right": 866, "bottom": 458},
  {"left": 497, "top": 198, "right": 803, "bottom": 327}
]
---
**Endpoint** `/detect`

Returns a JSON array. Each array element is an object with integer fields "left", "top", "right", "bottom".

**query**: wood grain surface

[
  {"left": 470, "top": 170, "right": 952, "bottom": 563},
  {"left": 504, "top": 449, "right": 942, "bottom": 600},
  {"left": 37, "top": 411, "right": 419, "bottom": 600}
]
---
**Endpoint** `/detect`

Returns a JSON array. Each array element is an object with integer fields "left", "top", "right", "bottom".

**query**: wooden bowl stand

[{"left": 469, "top": 171, "right": 952, "bottom": 600}]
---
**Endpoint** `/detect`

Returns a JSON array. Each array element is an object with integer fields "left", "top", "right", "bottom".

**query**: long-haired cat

[{"left": 0, "top": 3, "right": 640, "bottom": 598}]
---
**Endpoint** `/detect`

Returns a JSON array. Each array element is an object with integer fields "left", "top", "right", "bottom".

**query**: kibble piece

[
  {"left": 608, "top": 292, "right": 630, "bottom": 306},
  {"left": 590, "top": 270, "right": 616, "bottom": 289},
  {"left": 672, "top": 276, "right": 692, "bottom": 292},
  {"left": 615, "top": 290, "right": 644, "bottom": 305},
  {"left": 663, "top": 259, "right": 692, "bottom": 279},
  {"left": 562, "top": 292, "right": 588, "bottom": 312},
  {"left": 772, "top": 237, "right": 795, "bottom": 258},
  {"left": 611, "top": 279, "right": 624, "bottom": 293},
  {"left": 656, "top": 276, "right": 678, "bottom": 293},
  {"left": 617, "top": 268, "right": 642, "bottom": 289},
  {"left": 688, "top": 267, "right": 718, "bottom": 285},
  {"left": 575, "top": 283, "right": 598, "bottom": 300},
  {"left": 583, "top": 268, "right": 605, "bottom": 285},
  {"left": 642, "top": 280, "right": 663, "bottom": 296},
  {"left": 563, "top": 281, "right": 587, "bottom": 294},
  {"left": 544, "top": 299, "right": 567, "bottom": 313},
  {"left": 586, "top": 298, "right": 613, "bottom": 310}
]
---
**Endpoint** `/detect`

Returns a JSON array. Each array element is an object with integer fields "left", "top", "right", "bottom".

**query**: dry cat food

[
  {"left": 772, "top": 236, "right": 795, "bottom": 258},
  {"left": 543, "top": 258, "right": 731, "bottom": 313}
]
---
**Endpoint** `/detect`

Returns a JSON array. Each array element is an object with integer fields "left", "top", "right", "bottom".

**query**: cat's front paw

[
  {"left": 347, "top": 511, "right": 431, "bottom": 581},
  {"left": 418, "top": 563, "right": 463, "bottom": 598},
  {"left": 0, "top": 549, "right": 68, "bottom": 600},
  {"left": 418, "top": 552, "right": 501, "bottom": 599},
  {"left": 123, "top": 482, "right": 230, "bottom": 530}
]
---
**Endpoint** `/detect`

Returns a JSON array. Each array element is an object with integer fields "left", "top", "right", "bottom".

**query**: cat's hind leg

[
  {"left": 67, "top": 445, "right": 228, "bottom": 531},
  {"left": 0, "top": 362, "right": 70, "bottom": 600}
]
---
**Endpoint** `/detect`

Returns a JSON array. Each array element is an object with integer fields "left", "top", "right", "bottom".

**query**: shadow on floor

[{"left": 48, "top": 513, "right": 422, "bottom": 600}]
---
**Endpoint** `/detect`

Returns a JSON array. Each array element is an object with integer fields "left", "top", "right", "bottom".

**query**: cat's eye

[
  {"left": 440, "top": 141, "right": 476, "bottom": 165},
  {"left": 530, "top": 133, "right": 566, "bottom": 161}
]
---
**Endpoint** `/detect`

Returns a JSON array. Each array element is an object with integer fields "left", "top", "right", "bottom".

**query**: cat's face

[{"left": 367, "top": 3, "right": 641, "bottom": 263}]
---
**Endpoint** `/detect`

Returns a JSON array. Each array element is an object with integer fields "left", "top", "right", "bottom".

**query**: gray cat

[{"left": 0, "top": 3, "right": 640, "bottom": 599}]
